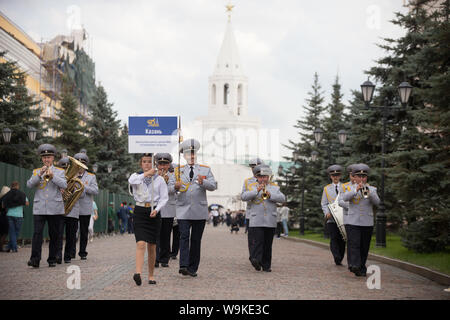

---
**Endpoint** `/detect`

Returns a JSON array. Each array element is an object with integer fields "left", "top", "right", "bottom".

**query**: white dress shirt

[{"left": 128, "top": 172, "right": 169, "bottom": 212}]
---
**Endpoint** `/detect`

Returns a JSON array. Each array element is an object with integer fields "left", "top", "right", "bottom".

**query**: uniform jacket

[
  {"left": 338, "top": 181, "right": 353, "bottom": 224},
  {"left": 65, "top": 200, "right": 80, "bottom": 219},
  {"left": 78, "top": 171, "right": 99, "bottom": 216},
  {"left": 160, "top": 172, "right": 176, "bottom": 218},
  {"left": 241, "top": 181, "right": 285, "bottom": 228},
  {"left": 27, "top": 165, "right": 67, "bottom": 215},
  {"left": 242, "top": 176, "right": 256, "bottom": 219},
  {"left": 168, "top": 164, "right": 217, "bottom": 220},
  {"left": 321, "top": 182, "right": 342, "bottom": 224},
  {"left": 341, "top": 184, "right": 380, "bottom": 226}
]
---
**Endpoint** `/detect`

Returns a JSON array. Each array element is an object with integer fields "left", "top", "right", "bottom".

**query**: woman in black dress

[{"left": 128, "top": 154, "right": 168, "bottom": 285}]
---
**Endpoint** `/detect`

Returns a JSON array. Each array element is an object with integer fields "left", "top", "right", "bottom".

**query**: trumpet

[
  {"left": 360, "top": 184, "right": 370, "bottom": 199},
  {"left": 158, "top": 168, "right": 170, "bottom": 184},
  {"left": 261, "top": 184, "right": 270, "bottom": 200},
  {"left": 42, "top": 167, "right": 52, "bottom": 182}
]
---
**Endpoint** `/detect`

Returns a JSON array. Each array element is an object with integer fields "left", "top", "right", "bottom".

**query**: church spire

[{"left": 213, "top": 2, "right": 244, "bottom": 76}]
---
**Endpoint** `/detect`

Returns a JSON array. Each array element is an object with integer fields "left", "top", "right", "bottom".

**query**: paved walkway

[{"left": 0, "top": 224, "right": 448, "bottom": 300}]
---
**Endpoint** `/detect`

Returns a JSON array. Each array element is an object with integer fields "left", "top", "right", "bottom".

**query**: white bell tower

[{"left": 208, "top": 4, "right": 248, "bottom": 117}]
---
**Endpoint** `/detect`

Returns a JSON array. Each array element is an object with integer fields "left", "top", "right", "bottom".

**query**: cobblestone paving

[{"left": 0, "top": 224, "right": 448, "bottom": 300}]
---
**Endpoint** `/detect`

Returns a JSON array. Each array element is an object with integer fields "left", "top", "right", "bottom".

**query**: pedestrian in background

[
  {"left": 107, "top": 202, "right": 115, "bottom": 234},
  {"left": 88, "top": 201, "right": 98, "bottom": 242},
  {"left": 280, "top": 203, "right": 290, "bottom": 237},
  {"left": 117, "top": 201, "right": 128, "bottom": 235},
  {"left": 2, "top": 182, "right": 28, "bottom": 252},
  {"left": 275, "top": 206, "right": 282, "bottom": 239},
  {"left": 0, "top": 186, "right": 11, "bottom": 251}
]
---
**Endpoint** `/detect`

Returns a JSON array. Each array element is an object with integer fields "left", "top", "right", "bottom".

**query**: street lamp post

[
  {"left": 313, "top": 128, "right": 348, "bottom": 165},
  {"left": 2, "top": 127, "right": 38, "bottom": 144},
  {"left": 360, "top": 79, "right": 412, "bottom": 248}
]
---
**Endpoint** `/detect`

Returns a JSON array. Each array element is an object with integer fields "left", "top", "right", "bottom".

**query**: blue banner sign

[{"left": 128, "top": 116, "right": 179, "bottom": 153}]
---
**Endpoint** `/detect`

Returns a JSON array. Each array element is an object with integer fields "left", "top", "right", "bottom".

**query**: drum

[{"left": 328, "top": 198, "right": 347, "bottom": 241}]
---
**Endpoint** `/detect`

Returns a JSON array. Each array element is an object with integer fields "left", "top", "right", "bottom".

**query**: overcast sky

[{"left": 1, "top": 0, "right": 408, "bottom": 159}]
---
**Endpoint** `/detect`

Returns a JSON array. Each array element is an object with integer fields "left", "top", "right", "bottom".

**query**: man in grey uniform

[
  {"left": 169, "top": 138, "right": 217, "bottom": 277},
  {"left": 241, "top": 164, "right": 285, "bottom": 272},
  {"left": 321, "top": 164, "right": 346, "bottom": 266},
  {"left": 154, "top": 153, "right": 176, "bottom": 268},
  {"left": 74, "top": 152, "right": 98, "bottom": 260},
  {"left": 341, "top": 164, "right": 380, "bottom": 276},
  {"left": 27, "top": 144, "right": 67, "bottom": 268}
]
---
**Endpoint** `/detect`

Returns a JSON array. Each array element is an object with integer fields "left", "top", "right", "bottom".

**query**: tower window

[
  {"left": 212, "top": 84, "right": 216, "bottom": 105},
  {"left": 224, "top": 84, "right": 229, "bottom": 105}
]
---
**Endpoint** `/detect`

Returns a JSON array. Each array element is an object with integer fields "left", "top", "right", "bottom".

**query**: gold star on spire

[{"left": 226, "top": 1, "right": 234, "bottom": 21}]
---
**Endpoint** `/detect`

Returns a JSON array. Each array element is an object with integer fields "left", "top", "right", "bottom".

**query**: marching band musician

[
  {"left": 26, "top": 144, "right": 67, "bottom": 268},
  {"left": 169, "top": 138, "right": 217, "bottom": 278},
  {"left": 129, "top": 153, "right": 169, "bottom": 285},
  {"left": 321, "top": 165, "right": 346, "bottom": 266},
  {"left": 55, "top": 157, "right": 80, "bottom": 264},
  {"left": 154, "top": 153, "right": 176, "bottom": 268},
  {"left": 74, "top": 152, "right": 98, "bottom": 261},
  {"left": 241, "top": 158, "right": 263, "bottom": 262},
  {"left": 339, "top": 164, "right": 357, "bottom": 270},
  {"left": 241, "top": 164, "right": 285, "bottom": 272},
  {"left": 341, "top": 164, "right": 380, "bottom": 277}
]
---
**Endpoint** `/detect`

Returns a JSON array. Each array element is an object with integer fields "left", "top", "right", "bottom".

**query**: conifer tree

[
  {"left": 283, "top": 73, "right": 326, "bottom": 232},
  {"left": 0, "top": 52, "right": 43, "bottom": 169},
  {"left": 48, "top": 76, "right": 91, "bottom": 158},
  {"left": 363, "top": 0, "right": 450, "bottom": 251}
]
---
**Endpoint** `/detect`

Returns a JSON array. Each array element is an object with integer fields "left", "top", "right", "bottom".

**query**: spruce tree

[
  {"left": 283, "top": 73, "right": 327, "bottom": 232},
  {"left": 47, "top": 76, "right": 90, "bottom": 158},
  {"left": 0, "top": 51, "right": 43, "bottom": 169},
  {"left": 364, "top": 0, "right": 450, "bottom": 252},
  {"left": 87, "top": 85, "right": 126, "bottom": 193}
]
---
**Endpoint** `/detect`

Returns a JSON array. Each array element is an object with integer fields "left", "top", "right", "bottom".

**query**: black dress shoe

[
  {"left": 133, "top": 273, "right": 142, "bottom": 286},
  {"left": 56, "top": 259, "right": 62, "bottom": 264},
  {"left": 27, "top": 260, "right": 39, "bottom": 268},
  {"left": 161, "top": 263, "right": 169, "bottom": 267},
  {"left": 148, "top": 280, "right": 157, "bottom": 285},
  {"left": 155, "top": 262, "right": 159, "bottom": 268},
  {"left": 262, "top": 268, "right": 272, "bottom": 272},
  {"left": 48, "top": 262, "right": 56, "bottom": 267},
  {"left": 187, "top": 270, "right": 197, "bottom": 277},
  {"left": 179, "top": 267, "right": 189, "bottom": 276},
  {"left": 250, "top": 258, "right": 261, "bottom": 271},
  {"left": 64, "top": 259, "right": 71, "bottom": 263},
  {"left": 80, "top": 256, "right": 87, "bottom": 260}
]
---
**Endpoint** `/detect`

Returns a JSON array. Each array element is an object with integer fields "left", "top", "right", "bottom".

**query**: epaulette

[
  {"left": 54, "top": 166, "right": 64, "bottom": 170},
  {"left": 87, "top": 172, "right": 95, "bottom": 176},
  {"left": 199, "top": 164, "right": 210, "bottom": 168},
  {"left": 269, "top": 182, "right": 279, "bottom": 187},
  {"left": 33, "top": 169, "right": 39, "bottom": 176},
  {"left": 325, "top": 184, "right": 331, "bottom": 189}
]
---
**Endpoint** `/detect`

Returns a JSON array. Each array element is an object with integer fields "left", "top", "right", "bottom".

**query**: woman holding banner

[{"left": 128, "top": 153, "right": 168, "bottom": 285}]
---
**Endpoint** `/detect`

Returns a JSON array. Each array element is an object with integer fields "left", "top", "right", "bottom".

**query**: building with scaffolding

[{"left": 0, "top": 10, "right": 95, "bottom": 138}]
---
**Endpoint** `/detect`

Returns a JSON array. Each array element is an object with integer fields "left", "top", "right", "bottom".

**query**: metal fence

[{"left": 0, "top": 161, "right": 134, "bottom": 240}]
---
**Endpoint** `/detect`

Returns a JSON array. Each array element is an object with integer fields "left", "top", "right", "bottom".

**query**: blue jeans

[
  {"left": 281, "top": 219, "right": 289, "bottom": 236},
  {"left": 120, "top": 215, "right": 128, "bottom": 234},
  {"left": 7, "top": 216, "right": 23, "bottom": 251}
]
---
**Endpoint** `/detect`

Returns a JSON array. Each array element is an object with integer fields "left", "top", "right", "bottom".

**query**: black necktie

[
  {"left": 189, "top": 166, "right": 194, "bottom": 181},
  {"left": 335, "top": 185, "right": 339, "bottom": 195}
]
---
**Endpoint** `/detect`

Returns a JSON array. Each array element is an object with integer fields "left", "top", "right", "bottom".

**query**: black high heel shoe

[
  {"left": 148, "top": 280, "right": 157, "bottom": 285},
  {"left": 133, "top": 273, "right": 142, "bottom": 286}
]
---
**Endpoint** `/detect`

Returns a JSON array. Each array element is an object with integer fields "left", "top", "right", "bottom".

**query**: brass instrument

[
  {"left": 62, "top": 156, "right": 88, "bottom": 215},
  {"left": 361, "top": 184, "right": 370, "bottom": 199},
  {"left": 43, "top": 168, "right": 52, "bottom": 182},
  {"left": 261, "top": 184, "right": 270, "bottom": 200},
  {"left": 158, "top": 168, "right": 170, "bottom": 184}
]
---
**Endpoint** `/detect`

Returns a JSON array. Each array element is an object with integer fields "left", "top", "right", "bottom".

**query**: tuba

[{"left": 62, "top": 156, "right": 88, "bottom": 215}]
